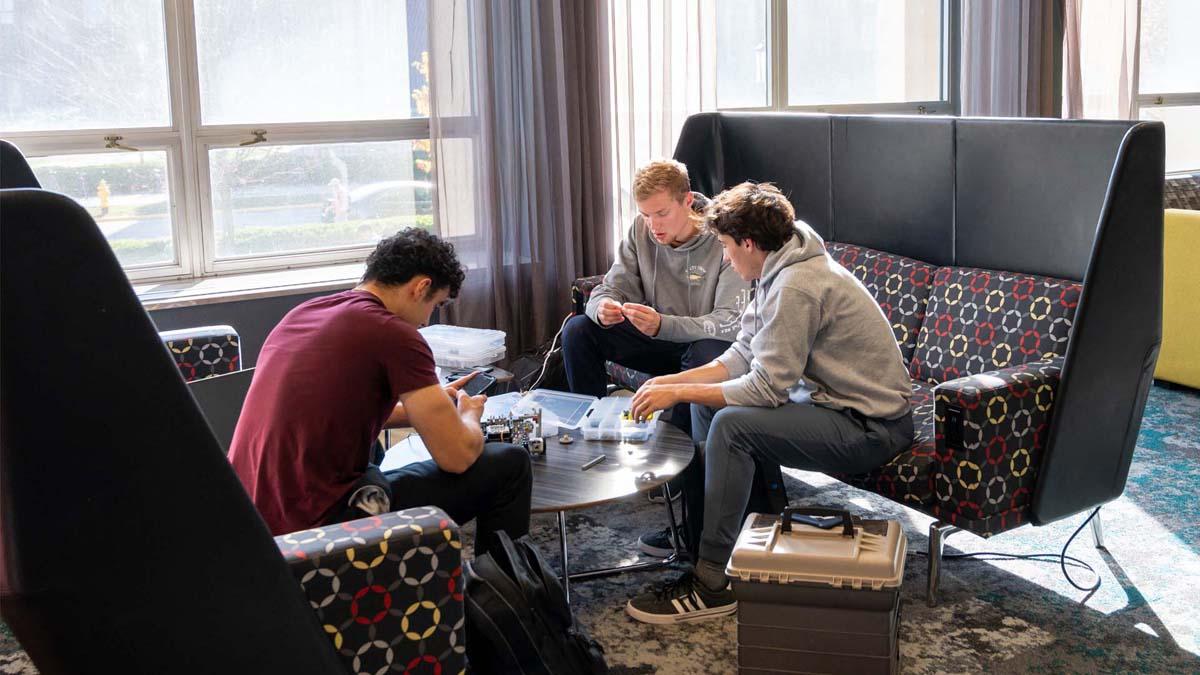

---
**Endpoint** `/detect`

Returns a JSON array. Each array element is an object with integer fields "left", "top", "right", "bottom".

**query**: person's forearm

[
  {"left": 458, "top": 411, "right": 485, "bottom": 452},
  {"left": 657, "top": 360, "right": 730, "bottom": 385},
  {"left": 384, "top": 403, "right": 410, "bottom": 429},
  {"left": 672, "top": 382, "right": 728, "bottom": 409}
]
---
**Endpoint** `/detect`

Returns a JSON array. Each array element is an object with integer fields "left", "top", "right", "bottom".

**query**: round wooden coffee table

[{"left": 529, "top": 420, "right": 695, "bottom": 603}]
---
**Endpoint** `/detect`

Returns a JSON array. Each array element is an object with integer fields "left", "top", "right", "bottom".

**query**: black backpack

[{"left": 464, "top": 531, "right": 608, "bottom": 674}]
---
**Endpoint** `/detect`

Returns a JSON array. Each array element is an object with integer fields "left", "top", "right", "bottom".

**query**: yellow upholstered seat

[{"left": 1156, "top": 209, "right": 1200, "bottom": 388}]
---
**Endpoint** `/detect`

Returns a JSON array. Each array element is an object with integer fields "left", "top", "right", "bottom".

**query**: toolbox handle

[{"left": 780, "top": 506, "right": 855, "bottom": 537}]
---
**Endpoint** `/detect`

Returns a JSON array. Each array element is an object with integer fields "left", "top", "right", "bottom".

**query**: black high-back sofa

[{"left": 575, "top": 112, "right": 1164, "bottom": 603}]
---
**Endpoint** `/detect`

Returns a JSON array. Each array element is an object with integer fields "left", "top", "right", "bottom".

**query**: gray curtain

[
  {"left": 427, "top": 1, "right": 614, "bottom": 355},
  {"left": 961, "top": 0, "right": 1062, "bottom": 117}
]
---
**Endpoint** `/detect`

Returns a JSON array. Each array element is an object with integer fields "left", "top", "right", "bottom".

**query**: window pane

[
  {"left": 27, "top": 152, "right": 176, "bottom": 267},
  {"left": 787, "top": 0, "right": 943, "bottom": 106},
  {"left": 0, "top": 0, "right": 170, "bottom": 131},
  {"left": 209, "top": 141, "right": 434, "bottom": 259},
  {"left": 1139, "top": 0, "right": 1200, "bottom": 95},
  {"left": 716, "top": 0, "right": 771, "bottom": 108},
  {"left": 194, "top": 0, "right": 429, "bottom": 125},
  {"left": 1141, "top": 106, "right": 1200, "bottom": 174}
]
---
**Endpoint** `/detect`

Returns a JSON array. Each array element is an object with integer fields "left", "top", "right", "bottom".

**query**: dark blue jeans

[
  {"left": 331, "top": 442, "right": 532, "bottom": 557},
  {"left": 560, "top": 314, "right": 729, "bottom": 438}
]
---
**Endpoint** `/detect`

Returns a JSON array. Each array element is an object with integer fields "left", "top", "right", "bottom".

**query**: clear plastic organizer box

[
  {"left": 419, "top": 325, "right": 506, "bottom": 368},
  {"left": 580, "top": 396, "right": 658, "bottom": 442}
]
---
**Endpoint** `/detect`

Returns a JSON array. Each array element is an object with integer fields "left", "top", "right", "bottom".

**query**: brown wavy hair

[{"left": 704, "top": 181, "right": 795, "bottom": 252}]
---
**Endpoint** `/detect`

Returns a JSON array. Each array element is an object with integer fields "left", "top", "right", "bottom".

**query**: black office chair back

[
  {"left": 0, "top": 189, "right": 344, "bottom": 674},
  {"left": 0, "top": 140, "right": 40, "bottom": 189},
  {"left": 187, "top": 367, "right": 256, "bottom": 454}
]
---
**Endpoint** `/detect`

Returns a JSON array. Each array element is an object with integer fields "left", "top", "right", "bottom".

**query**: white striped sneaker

[{"left": 625, "top": 571, "right": 736, "bottom": 624}]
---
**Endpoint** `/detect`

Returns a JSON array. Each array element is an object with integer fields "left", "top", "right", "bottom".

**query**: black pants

[
  {"left": 330, "top": 442, "right": 533, "bottom": 557},
  {"left": 560, "top": 314, "right": 729, "bottom": 437}
]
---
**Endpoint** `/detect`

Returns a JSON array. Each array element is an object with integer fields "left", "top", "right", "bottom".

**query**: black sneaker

[
  {"left": 626, "top": 571, "right": 736, "bottom": 624},
  {"left": 637, "top": 526, "right": 684, "bottom": 557}
]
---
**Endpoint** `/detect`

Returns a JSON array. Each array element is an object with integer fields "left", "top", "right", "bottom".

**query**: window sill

[{"left": 135, "top": 263, "right": 364, "bottom": 311}]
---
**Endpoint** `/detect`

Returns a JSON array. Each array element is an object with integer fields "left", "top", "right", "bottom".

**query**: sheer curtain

[
  {"left": 1063, "top": 0, "right": 1141, "bottom": 119},
  {"left": 426, "top": 1, "right": 614, "bottom": 354},
  {"left": 608, "top": 0, "right": 717, "bottom": 240},
  {"left": 960, "top": 0, "right": 1062, "bottom": 117}
]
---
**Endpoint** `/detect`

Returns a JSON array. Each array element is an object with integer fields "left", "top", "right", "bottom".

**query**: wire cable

[
  {"left": 526, "top": 312, "right": 572, "bottom": 392},
  {"left": 909, "top": 507, "right": 1103, "bottom": 593}
]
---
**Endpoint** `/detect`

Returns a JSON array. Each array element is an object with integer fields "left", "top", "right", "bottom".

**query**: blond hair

[
  {"left": 633, "top": 159, "right": 691, "bottom": 202},
  {"left": 633, "top": 159, "right": 703, "bottom": 224}
]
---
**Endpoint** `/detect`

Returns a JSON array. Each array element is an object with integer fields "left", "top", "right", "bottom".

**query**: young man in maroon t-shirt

[{"left": 228, "top": 229, "right": 531, "bottom": 554}]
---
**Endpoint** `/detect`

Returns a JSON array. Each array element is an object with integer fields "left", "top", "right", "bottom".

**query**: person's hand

[
  {"left": 456, "top": 388, "right": 487, "bottom": 418},
  {"left": 596, "top": 299, "right": 625, "bottom": 327},
  {"left": 444, "top": 370, "right": 479, "bottom": 400},
  {"left": 630, "top": 383, "right": 678, "bottom": 422},
  {"left": 621, "top": 302, "right": 662, "bottom": 336}
]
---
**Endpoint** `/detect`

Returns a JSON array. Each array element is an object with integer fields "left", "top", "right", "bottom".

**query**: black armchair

[{"left": 0, "top": 188, "right": 464, "bottom": 673}]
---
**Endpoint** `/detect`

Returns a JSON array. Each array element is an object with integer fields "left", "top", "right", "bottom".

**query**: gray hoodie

[
  {"left": 716, "top": 221, "right": 912, "bottom": 420},
  {"left": 585, "top": 192, "right": 751, "bottom": 343}
]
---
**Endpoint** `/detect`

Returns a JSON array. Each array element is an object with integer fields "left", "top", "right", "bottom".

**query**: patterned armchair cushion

[
  {"left": 571, "top": 274, "right": 606, "bottom": 315},
  {"left": 840, "top": 380, "right": 937, "bottom": 505},
  {"left": 276, "top": 507, "right": 465, "bottom": 675},
  {"left": 159, "top": 325, "right": 241, "bottom": 382},
  {"left": 929, "top": 357, "right": 1063, "bottom": 537},
  {"left": 909, "top": 266, "right": 1080, "bottom": 385},
  {"left": 826, "top": 242, "right": 936, "bottom": 363}
]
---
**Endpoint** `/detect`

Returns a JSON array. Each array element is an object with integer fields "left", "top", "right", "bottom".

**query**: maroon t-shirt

[{"left": 228, "top": 290, "right": 439, "bottom": 535}]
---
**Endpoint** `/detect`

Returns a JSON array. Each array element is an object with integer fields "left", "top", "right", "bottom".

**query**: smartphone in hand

[{"left": 462, "top": 372, "right": 497, "bottom": 397}]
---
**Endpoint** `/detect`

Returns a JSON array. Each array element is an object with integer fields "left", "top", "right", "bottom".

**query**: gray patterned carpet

[{"left": 3, "top": 383, "right": 1198, "bottom": 674}]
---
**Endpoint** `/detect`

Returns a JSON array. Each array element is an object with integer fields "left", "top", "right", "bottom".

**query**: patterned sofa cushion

[
  {"left": 1164, "top": 174, "right": 1200, "bottom": 210},
  {"left": 606, "top": 361, "right": 652, "bottom": 391},
  {"left": 909, "top": 267, "right": 1081, "bottom": 385},
  {"left": 841, "top": 380, "right": 937, "bottom": 505},
  {"left": 159, "top": 325, "right": 241, "bottom": 382},
  {"left": 826, "top": 242, "right": 937, "bottom": 363}
]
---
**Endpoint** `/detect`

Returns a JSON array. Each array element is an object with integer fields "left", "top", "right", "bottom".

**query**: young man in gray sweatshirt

[
  {"left": 625, "top": 182, "right": 914, "bottom": 624},
  {"left": 563, "top": 160, "right": 750, "bottom": 407},
  {"left": 562, "top": 159, "right": 752, "bottom": 559}
]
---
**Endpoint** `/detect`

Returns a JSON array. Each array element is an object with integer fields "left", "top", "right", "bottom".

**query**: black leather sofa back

[{"left": 673, "top": 112, "right": 1165, "bottom": 526}]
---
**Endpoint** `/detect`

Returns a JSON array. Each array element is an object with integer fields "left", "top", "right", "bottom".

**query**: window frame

[
  {"left": 1, "top": 0, "right": 434, "bottom": 282},
  {"left": 717, "top": 0, "right": 960, "bottom": 116},
  {"left": 1136, "top": 92, "right": 1200, "bottom": 176}
]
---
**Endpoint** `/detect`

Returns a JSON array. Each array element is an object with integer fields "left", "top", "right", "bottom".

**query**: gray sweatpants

[{"left": 692, "top": 402, "right": 914, "bottom": 566}]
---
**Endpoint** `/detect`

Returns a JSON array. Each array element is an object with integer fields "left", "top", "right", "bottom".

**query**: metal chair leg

[
  {"left": 1090, "top": 508, "right": 1106, "bottom": 550},
  {"left": 927, "top": 522, "right": 960, "bottom": 607},
  {"left": 557, "top": 511, "right": 570, "bottom": 605}
]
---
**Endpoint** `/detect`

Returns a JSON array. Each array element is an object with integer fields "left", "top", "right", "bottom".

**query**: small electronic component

[{"left": 481, "top": 407, "right": 545, "bottom": 455}]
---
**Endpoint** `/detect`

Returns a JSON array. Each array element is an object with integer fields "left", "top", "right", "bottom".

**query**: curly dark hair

[
  {"left": 704, "top": 181, "right": 796, "bottom": 252},
  {"left": 362, "top": 228, "right": 466, "bottom": 298}
]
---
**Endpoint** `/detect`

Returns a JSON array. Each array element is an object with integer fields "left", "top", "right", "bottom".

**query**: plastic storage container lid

[
  {"left": 419, "top": 325, "right": 506, "bottom": 353},
  {"left": 429, "top": 343, "right": 506, "bottom": 369},
  {"left": 726, "top": 510, "right": 906, "bottom": 591}
]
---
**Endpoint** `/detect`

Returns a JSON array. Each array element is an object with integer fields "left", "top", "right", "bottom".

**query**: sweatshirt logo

[{"left": 686, "top": 265, "right": 707, "bottom": 286}]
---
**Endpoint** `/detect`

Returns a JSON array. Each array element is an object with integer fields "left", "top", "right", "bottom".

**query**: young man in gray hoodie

[
  {"left": 625, "top": 182, "right": 915, "bottom": 624},
  {"left": 562, "top": 159, "right": 752, "bottom": 559},
  {"left": 563, "top": 159, "right": 750, "bottom": 407}
]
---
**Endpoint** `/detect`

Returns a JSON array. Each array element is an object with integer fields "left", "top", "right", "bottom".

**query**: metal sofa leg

[
  {"left": 1090, "top": 508, "right": 1106, "bottom": 550},
  {"left": 927, "top": 522, "right": 960, "bottom": 607}
]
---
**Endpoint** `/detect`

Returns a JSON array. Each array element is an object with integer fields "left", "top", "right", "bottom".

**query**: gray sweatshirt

[
  {"left": 585, "top": 192, "right": 751, "bottom": 343},
  {"left": 716, "top": 221, "right": 912, "bottom": 420}
]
